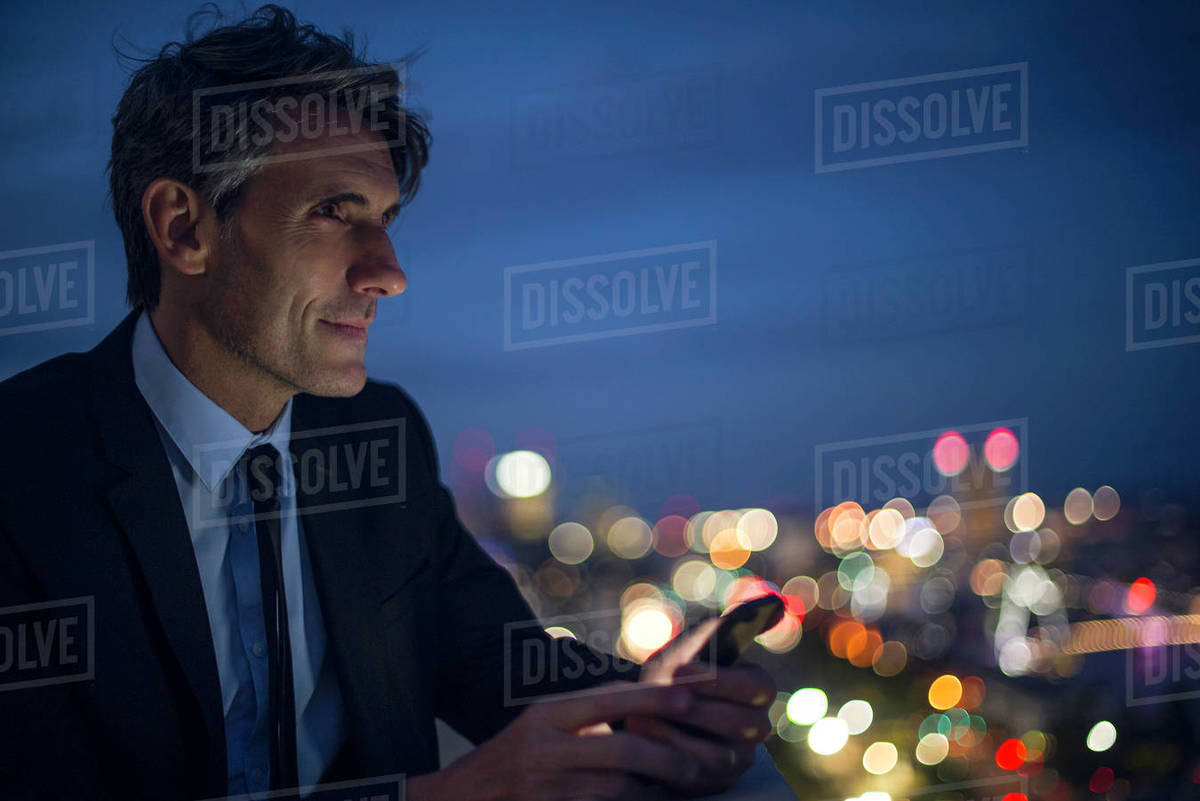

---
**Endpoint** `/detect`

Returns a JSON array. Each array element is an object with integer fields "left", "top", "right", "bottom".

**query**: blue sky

[{"left": 1, "top": 0, "right": 1197, "bottom": 516}]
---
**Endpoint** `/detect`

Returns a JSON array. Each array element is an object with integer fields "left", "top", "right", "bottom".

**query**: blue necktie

[{"left": 240, "top": 443, "right": 299, "bottom": 789}]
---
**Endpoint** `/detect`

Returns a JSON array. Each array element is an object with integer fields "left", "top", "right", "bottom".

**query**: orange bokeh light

[
  {"left": 928, "top": 674, "right": 963, "bottom": 710},
  {"left": 829, "top": 620, "right": 866, "bottom": 660},
  {"left": 709, "top": 529, "right": 751, "bottom": 570},
  {"left": 813, "top": 507, "right": 834, "bottom": 551},
  {"left": 848, "top": 628, "right": 882, "bottom": 667}
]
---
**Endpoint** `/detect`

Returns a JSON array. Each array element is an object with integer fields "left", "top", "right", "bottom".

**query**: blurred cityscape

[{"left": 449, "top": 426, "right": 1199, "bottom": 800}]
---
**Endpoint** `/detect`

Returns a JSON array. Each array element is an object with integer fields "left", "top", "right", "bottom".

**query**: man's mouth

[{"left": 319, "top": 318, "right": 370, "bottom": 341}]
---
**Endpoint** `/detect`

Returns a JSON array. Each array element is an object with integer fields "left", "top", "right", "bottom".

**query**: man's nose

[{"left": 348, "top": 226, "right": 407, "bottom": 297}]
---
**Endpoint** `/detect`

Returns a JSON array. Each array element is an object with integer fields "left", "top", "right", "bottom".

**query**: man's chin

[{"left": 297, "top": 366, "right": 369, "bottom": 398}]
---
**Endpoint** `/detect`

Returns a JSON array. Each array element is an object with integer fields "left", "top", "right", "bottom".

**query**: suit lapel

[{"left": 89, "top": 311, "right": 227, "bottom": 793}]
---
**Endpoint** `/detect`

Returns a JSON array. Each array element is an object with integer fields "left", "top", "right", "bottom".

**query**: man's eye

[{"left": 314, "top": 203, "right": 343, "bottom": 220}]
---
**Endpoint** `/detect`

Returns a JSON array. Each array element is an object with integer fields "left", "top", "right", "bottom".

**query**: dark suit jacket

[{"left": 0, "top": 311, "right": 635, "bottom": 799}]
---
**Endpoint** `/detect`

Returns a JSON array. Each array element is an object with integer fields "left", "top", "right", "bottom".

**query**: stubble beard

[{"left": 206, "top": 222, "right": 367, "bottom": 399}]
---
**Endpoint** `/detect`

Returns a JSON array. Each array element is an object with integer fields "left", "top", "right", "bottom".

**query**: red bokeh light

[
  {"left": 995, "top": 738, "right": 1026, "bottom": 770},
  {"left": 652, "top": 515, "right": 689, "bottom": 558},
  {"left": 1001, "top": 794, "right": 1027, "bottom": 801},
  {"left": 1089, "top": 766, "right": 1115, "bottom": 793},
  {"left": 933, "top": 430, "right": 970, "bottom": 476},
  {"left": 780, "top": 592, "right": 807, "bottom": 619},
  {"left": 1127, "top": 577, "right": 1157, "bottom": 613},
  {"left": 984, "top": 427, "right": 1020, "bottom": 472}
]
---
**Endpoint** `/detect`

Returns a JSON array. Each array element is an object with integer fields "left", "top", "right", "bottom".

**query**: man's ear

[{"left": 141, "top": 178, "right": 219, "bottom": 278}]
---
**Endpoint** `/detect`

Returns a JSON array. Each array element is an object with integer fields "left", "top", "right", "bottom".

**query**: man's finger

[
  {"left": 626, "top": 715, "right": 757, "bottom": 779},
  {"left": 559, "top": 730, "right": 702, "bottom": 786},
  {"left": 539, "top": 682, "right": 692, "bottom": 731},
  {"left": 650, "top": 617, "right": 722, "bottom": 669},
  {"left": 658, "top": 697, "right": 771, "bottom": 744},
  {"left": 671, "top": 662, "right": 776, "bottom": 707}
]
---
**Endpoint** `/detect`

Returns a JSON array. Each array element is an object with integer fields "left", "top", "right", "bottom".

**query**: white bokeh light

[
  {"left": 808, "top": 717, "right": 849, "bottom": 755},
  {"left": 837, "top": 699, "right": 873, "bottom": 735},
  {"left": 1087, "top": 720, "right": 1117, "bottom": 752},
  {"left": 488, "top": 450, "right": 551, "bottom": 498},
  {"left": 786, "top": 688, "right": 828, "bottom": 725}
]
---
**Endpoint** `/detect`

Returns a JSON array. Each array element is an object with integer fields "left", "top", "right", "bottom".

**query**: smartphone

[
  {"left": 653, "top": 594, "right": 784, "bottom": 744},
  {"left": 694, "top": 594, "right": 785, "bottom": 666}
]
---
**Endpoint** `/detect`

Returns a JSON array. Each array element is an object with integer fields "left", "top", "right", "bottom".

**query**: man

[{"left": 0, "top": 6, "right": 775, "bottom": 799}]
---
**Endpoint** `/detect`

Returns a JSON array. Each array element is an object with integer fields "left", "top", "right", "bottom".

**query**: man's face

[{"left": 199, "top": 112, "right": 406, "bottom": 398}]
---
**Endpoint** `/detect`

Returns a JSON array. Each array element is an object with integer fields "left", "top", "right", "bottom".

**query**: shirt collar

[{"left": 131, "top": 310, "right": 294, "bottom": 493}]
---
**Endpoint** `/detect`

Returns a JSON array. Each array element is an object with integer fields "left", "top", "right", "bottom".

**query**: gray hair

[{"left": 107, "top": 4, "right": 431, "bottom": 310}]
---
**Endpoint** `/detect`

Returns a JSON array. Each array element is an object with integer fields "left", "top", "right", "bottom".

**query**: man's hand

[
  {"left": 628, "top": 617, "right": 778, "bottom": 796},
  {"left": 408, "top": 682, "right": 704, "bottom": 801}
]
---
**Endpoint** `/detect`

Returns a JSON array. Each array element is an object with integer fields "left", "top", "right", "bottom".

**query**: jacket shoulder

[
  {"left": 0, "top": 351, "right": 92, "bottom": 427},
  {"left": 0, "top": 352, "right": 97, "bottom": 496},
  {"left": 0, "top": 350, "right": 90, "bottom": 400}
]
